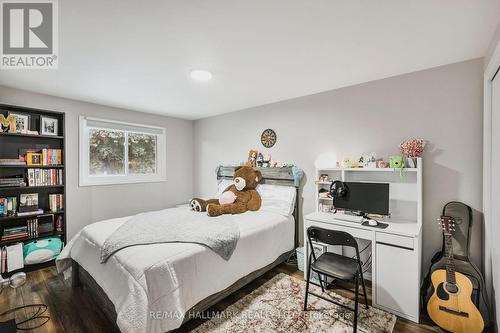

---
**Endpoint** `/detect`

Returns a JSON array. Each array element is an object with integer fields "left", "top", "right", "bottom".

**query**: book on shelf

[
  {"left": 3, "top": 226, "right": 27, "bottom": 235},
  {"left": 26, "top": 168, "right": 63, "bottom": 186},
  {"left": 0, "top": 158, "right": 26, "bottom": 166},
  {"left": 48, "top": 194, "right": 64, "bottom": 212},
  {"left": 1, "top": 233, "right": 28, "bottom": 240},
  {"left": 41, "top": 149, "right": 62, "bottom": 166},
  {"left": 6, "top": 243, "right": 23, "bottom": 272},
  {"left": 17, "top": 208, "right": 44, "bottom": 217},
  {"left": 0, "top": 178, "right": 25, "bottom": 184},
  {"left": 0, "top": 244, "right": 24, "bottom": 272},
  {"left": 27, "top": 218, "right": 39, "bottom": 238},
  {"left": 1, "top": 247, "right": 6, "bottom": 273},
  {"left": 0, "top": 175, "right": 26, "bottom": 187},
  {"left": 0, "top": 197, "right": 17, "bottom": 217},
  {"left": 1, "top": 231, "right": 27, "bottom": 238},
  {"left": 1, "top": 225, "right": 28, "bottom": 241},
  {"left": 2, "top": 227, "right": 28, "bottom": 241}
]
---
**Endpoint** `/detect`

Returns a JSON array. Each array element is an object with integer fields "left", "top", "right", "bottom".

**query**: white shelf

[
  {"left": 319, "top": 167, "right": 417, "bottom": 172},
  {"left": 316, "top": 157, "right": 422, "bottom": 225}
]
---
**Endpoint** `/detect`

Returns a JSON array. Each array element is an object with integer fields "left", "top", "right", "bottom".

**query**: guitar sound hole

[{"left": 445, "top": 283, "right": 459, "bottom": 294}]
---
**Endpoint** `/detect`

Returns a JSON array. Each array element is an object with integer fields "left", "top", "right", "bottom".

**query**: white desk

[{"left": 304, "top": 212, "right": 422, "bottom": 323}]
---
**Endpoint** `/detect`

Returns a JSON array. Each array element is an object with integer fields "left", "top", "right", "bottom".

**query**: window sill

[{"left": 79, "top": 176, "right": 167, "bottom": 187}]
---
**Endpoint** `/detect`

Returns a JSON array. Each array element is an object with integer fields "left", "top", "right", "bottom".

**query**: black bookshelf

[{"left": 0, "top": 104, "right": 66, "bottom": 276}]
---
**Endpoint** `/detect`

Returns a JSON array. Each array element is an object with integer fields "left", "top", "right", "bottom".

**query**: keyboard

[{"left": 332, "top": 213, "right": 364, "bottom": 223}]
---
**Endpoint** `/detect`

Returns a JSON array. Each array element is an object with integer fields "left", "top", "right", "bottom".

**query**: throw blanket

[{"left": 100, "top": 209, "right": 240, "bottom": 263}]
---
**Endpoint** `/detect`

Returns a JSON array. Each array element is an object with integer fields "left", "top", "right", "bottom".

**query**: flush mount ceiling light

[{"left": 190, "top": 69, "right": 213, "bottom": 81}]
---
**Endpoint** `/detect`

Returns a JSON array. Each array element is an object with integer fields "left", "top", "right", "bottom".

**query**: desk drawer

[
  {"left": 305, "top": 219, "right": 373, "bottom": 240},
  {"left": 376, "top": 232, "right": 414, "bottom": 250}
]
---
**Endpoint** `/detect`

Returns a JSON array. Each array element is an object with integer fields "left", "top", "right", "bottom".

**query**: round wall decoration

[{"left": 261, "top": 129, "right": 277, "bottom": 148}]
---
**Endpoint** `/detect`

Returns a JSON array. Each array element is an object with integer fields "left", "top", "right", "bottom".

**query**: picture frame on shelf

[
  {"left": 19, "top": 193, "right": 38, "bottom": 213},
  {"left": 8, "top": 112, "right": 30, "bottom": 133},
  {"left": 40, "top": 115, "right": 58, "bottom": 136},
  {"left": 19, "top": 147, "right": 48, "bottom": 162},
  {"left": 0, "top": 114, "right": 16, "bottom": 133},
  {"left": 26, "top": 152, "right": 43, "bottom": 166}
]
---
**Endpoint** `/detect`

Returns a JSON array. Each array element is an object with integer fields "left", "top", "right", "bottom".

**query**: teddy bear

[
  {"left": 246, "top": 149, "right": 258, "bottom": 167},
  {"left": 190, "top": 166, "right": 262, "bottom": 217}
]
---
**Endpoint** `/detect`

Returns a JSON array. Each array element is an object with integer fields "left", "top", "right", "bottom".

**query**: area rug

[{"left": 192, "top": 273, "right": 396, "bottom": 333}]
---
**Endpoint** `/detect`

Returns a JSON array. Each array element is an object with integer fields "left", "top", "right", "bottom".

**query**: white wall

[
  {"left": 0, "top": 59, "right": 486, "bottom": 287},
  {"left": 193, "top": 58, "right": 484, "bottom": 272},
  {"left": 0, "top": 86, "right": 194, "bottom": 238},
  {"left": 485, "top": 19, "right": 500, "bottom": 69}
]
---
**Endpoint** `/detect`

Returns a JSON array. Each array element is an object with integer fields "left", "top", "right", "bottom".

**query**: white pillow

[
  {"left": 217, "top": 179, "right": 234, "bottom": 196},
  {"left": 217, "top": 180, "right": 296, "bottom": 217},
  {"left": 257, "top": 184, "right": 296, "bottom": 217}
]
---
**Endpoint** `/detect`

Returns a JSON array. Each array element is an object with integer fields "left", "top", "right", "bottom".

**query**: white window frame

[{"left": 79, "top": 116, "right": 166, "bottom": 186}]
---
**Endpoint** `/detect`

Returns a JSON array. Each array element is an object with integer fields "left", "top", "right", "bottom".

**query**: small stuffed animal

[
  {"left": 190, "top": 166, "right": 262, "bottom": 217},
  {"left": 262, "top": 154, "right": 271, "bottom": 168},
  {"left": 246, "top": 150, "right": 258, "bottom": 167},
  {"left": 23, "top": 237, "right": 63, "bottom": 264},
  {"left": 256, "top": 153, "right": 264, "bottom": 167},
  {"left": 341, "top": 157, "right": 352, "bottom": 169}
]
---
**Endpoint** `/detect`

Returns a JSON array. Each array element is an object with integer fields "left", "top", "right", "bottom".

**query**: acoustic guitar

[{"left": 427, "top": 216, "right": 484, "bottom": 333}]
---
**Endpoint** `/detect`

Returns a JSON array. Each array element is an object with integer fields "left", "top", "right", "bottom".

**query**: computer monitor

[{"left": 334, "top": 182, "right": 390, "bottom": 215}]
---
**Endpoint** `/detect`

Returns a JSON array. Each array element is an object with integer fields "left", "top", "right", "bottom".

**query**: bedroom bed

[{"left": 57, "top": 166, "right": 300, "bottom": 333}]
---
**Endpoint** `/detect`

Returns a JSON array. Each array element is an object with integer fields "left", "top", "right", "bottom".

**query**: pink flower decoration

[{"left": 400, "top": 139, "right": 426, "bottom": 158}]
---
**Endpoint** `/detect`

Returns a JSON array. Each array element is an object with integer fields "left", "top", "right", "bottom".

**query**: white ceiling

[{"left": 1, "top": 0, "right": 499, "bottom": 120}]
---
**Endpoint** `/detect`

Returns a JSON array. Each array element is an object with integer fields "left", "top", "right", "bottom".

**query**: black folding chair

[{"left": 303, "top": 226, "right": 369, "bottom": 333}]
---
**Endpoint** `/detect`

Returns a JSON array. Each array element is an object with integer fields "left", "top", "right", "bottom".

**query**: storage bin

[
  {"left": 296, "top": 242, "right": 328, "bottom": 272},
  {"left": 296, "top": 247, "right": 305, "bottom": 272}
]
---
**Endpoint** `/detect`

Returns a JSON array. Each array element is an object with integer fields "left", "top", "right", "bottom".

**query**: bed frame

[{"left": 71, "top": 166, "right": 301, "bottom": 331}]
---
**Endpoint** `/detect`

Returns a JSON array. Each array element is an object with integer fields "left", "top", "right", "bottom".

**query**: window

[{"left": 79, "top": 116, "right": 166, "bottom": 186}]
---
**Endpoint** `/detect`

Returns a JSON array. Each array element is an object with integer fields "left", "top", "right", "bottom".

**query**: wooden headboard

[{"left": 216, "top": 166, "right": 300, "bottom": 247}]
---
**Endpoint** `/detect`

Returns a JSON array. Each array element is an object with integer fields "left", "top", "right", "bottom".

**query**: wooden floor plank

[
  {"left": 0, "top": 285, "right": 28, "bottom": 330},
  {"left": 18, "top": 269, "right": 63, "bottom": 333},
  {"left": 1, "top": 263, "right": 442, "bottom": 333}
]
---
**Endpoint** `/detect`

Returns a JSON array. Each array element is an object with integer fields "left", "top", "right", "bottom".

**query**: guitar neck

[{"left": 444, "top": 234, "right": 456, "bottom": 284}]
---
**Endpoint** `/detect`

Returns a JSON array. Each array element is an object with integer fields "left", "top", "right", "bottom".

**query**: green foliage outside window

[
  {"left": 128, "top": 133, "right": 156, "bottom": 174},
  {"left": 89, "top": 129, "right": 157, "bottom": 176},
  {"left": 89, "top": 129, "right": 125, "bottom": 175}
]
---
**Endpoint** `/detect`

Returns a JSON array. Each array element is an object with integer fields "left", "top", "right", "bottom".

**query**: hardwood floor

[{"left": 0, "top": 263, "right": 443, "bottom": 333}]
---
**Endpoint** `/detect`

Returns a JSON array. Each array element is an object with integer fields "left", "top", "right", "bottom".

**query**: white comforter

[{"left": 57, "top": 207, "right": 294, "bottom": 333}]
